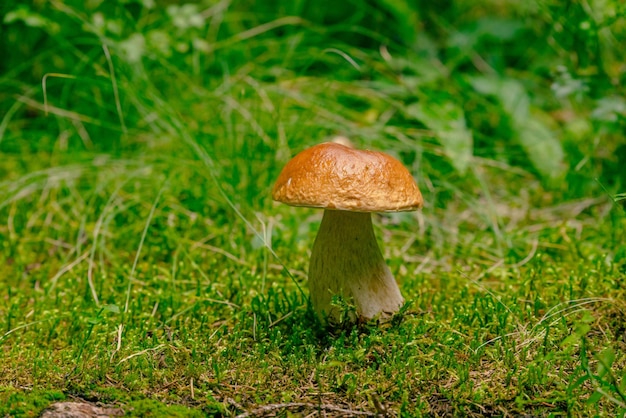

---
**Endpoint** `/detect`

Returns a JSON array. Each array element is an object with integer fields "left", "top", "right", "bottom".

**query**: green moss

[
  {"left": 124, "top": 399, "right": 213, "bottom": 417},
  {"left": 1, "top": 0, "right": 625, "bottom": 416},
  {"left": 0, "top": 389, "right": 65, "bottom": 417}
]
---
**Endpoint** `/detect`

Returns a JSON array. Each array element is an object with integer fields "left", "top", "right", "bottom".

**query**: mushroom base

[{"left": 308, "top": 210, "right": 404, "bottom": 324}]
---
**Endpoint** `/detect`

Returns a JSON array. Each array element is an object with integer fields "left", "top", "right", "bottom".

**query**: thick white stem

[{"left": 308, "top": 210, "right": 404, "bottom": 323}]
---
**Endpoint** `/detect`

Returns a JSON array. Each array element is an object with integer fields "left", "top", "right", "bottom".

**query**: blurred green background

[{"left": 1, "top": 0, "right": 625, "bottom": 416}]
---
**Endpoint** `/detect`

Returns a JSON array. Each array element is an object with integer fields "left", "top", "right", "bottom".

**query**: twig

[
  {"left": 235, "top": 402, "right": 379, "bottom": 418},
  {"left": 116, "top": 344, "right": 166, "bottom": 365}
]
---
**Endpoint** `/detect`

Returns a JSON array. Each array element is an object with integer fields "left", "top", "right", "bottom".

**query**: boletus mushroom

[{"left": 272, "top": 142, "right": 423, "bottom": 324}]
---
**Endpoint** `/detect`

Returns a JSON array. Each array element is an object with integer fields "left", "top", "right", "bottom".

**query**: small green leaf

[
  {"left": 561, "top": 322, "right": 591, "bottom": 347},
  {"left": 86, "top": 317, "right": 102, "bottom": 325},
  {"left": 580, "top": 310, "right": 596, "bottom": 324},
  {"left": 406, "top": 101, "right": 473, "bottom": 174},
  {"left": 322, "top": 361, "right": 345, "bottom": 369},
  {"left": 595, "top": 346, "right": 616, "bottom": 379},
  {"left": 470, "top": 75, "right": 565, "bottom": 181},
  {"left": 587, "top": 390, "right": 604, "bottom": 405},
  {"left": 570, "top": 374, "right": 590, "bottom": 390},
  {"left": 516, "top": 118, "right": 565, "bottom": 180},
  {"left": 469, "top": 76, "right": 529, "bottom": 123},
  {"left": 103, "top": 304, "right": 121, "bottom": 314}
]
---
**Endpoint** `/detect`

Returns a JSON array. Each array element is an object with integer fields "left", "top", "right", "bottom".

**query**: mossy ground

[{"left": 1, "top": 0, "right": 625, "bottom": 416}]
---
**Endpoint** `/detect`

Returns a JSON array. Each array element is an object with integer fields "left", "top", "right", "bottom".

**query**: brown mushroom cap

[{"left": 272, "top": 142, "right": 423, "bottom": 212}]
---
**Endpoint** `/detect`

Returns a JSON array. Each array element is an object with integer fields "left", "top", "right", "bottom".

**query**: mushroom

[{"left": 272, "top": 142, "right": 423, "bottom": 324}]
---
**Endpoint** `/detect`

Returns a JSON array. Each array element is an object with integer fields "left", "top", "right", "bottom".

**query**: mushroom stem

[{"left": 309, "top": 210, "right": 404, "bottom": 323}]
